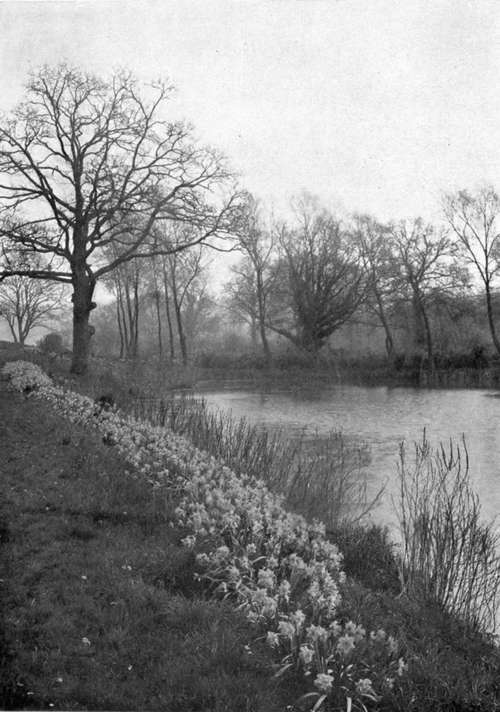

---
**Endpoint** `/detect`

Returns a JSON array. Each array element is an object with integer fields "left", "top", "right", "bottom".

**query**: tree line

[
  {"left": 1, "top": 65, "right": 499, "bottom": 373},
  {"left": 225, "top": 190, "right": 500, "bottom": 369}
]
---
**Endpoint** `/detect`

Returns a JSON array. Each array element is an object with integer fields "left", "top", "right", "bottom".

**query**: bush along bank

[{"left": 2, "top": 360, "right": 407, "bottom": 711}]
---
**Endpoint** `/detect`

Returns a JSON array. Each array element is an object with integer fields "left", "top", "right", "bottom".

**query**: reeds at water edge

[
  {"left": 129, "top": 392, "right": 384, "bottom": 529},
  {"left": 396, "top": 432, "right": 500, "bottom": 634}
]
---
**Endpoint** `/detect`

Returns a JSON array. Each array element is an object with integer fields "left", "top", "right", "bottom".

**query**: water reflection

[{"left": 196, "top": 382, "right": 500, "bottom": 526}]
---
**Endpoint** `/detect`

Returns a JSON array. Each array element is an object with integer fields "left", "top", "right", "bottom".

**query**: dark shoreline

[{"left": 192, "top": 363, "right": 500, "bottom": 392}]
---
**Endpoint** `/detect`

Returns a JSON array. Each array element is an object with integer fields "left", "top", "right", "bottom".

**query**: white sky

[{"left": 1, "top": 0, "right": 499, "bottom": 225}]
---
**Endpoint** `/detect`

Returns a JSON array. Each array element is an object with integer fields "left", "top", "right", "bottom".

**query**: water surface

[{"left": 196, "top": 382, "right": 500, "bottom": 526}]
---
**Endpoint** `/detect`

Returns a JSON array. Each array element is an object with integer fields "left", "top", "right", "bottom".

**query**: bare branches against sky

[{"left": 0, "top": 0, "right": 499, "bottom": 221}]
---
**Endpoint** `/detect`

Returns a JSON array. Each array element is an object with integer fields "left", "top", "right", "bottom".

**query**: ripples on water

[{"left": 196, "top": 383, "right": 500, "bottom": 526}]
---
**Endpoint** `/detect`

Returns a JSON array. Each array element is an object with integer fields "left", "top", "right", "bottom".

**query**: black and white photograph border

[{"left": 1, "top": 1, "right": 500, "bottom": 710}]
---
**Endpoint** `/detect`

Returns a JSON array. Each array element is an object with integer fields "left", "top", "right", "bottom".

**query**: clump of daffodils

[
  {"left": 2, "top": 360, "right": 52, "bottom": 391},
  {"left": 3, "top": 361, "right": 407, "bottom": 710}
]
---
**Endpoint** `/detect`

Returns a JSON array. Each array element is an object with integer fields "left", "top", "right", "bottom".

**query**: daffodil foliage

[{"left": 3, "top": 360, "right": 407, "bottom": 711}]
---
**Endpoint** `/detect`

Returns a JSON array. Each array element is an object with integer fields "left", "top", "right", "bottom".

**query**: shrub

[
  {"left": 1, "top": 360, "right": 52, "bottom": 391},
  {"left": 37, "top": 332, "right": 64, "bottom": 354},
  {"left": 396, "top": 432, "right": 500, "bottom": 633},
  {"left": 327, "top": 523, "right": 400, "bottom": 593}
]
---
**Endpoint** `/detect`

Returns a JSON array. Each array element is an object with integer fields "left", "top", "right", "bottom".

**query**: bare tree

[
  {"left": 161, "top": 255, "right": 176, "bottom": 361},
  {"left": 225, "top": 259, "right": 260, "bottom": 345},
  {"left": 149, "top": 255, "right": 164, "bottom": 358},
  {"left": 181, "top": 273, "right": 213, "bottom": 359},
  {"left": 227, "top": 194, "right": 277, "bottom": 361},
  {"left": 160, "top": 225, "right": 208, "bottom": 365},
  {"left": 0, "top": 64, "right": 239, "bottom": 373},
  {"left": 444, "top": 187, "right": 500, "bottom": 355},
  {"left": 268, "top": 196, "right": 367, "bottom": 354},
  {"left": 391, "top": 218, "right": 455, "bottom": 365},
  {"left": 108, "top": 258, "right": 143, "bottom": 360},
  {"left": 353, "top": 214, "right": 398, "bottom": 360},
  {"left": 0, "top": 272, "right": 64, "bottom": 344}
]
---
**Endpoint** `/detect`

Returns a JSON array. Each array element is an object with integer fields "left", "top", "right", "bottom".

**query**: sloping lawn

[{"left": 0, "top": 381, "right": 289, "bottom": 711}]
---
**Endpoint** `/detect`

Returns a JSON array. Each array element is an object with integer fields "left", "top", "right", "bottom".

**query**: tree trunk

[
  {"left": 258, "top": 317, "right": 271, "bottom": 363},
  {"left": 256, "top": 271, "right": 271, "bottom": 363},
  {"left": 373, "top": 289, "right": 395, "bottom": 361},
  {"left": 125, "top": 279, "right": 135, "bottom": 358},
  {"left": 485, "top": 281, "right": 500, "bottom": 356},
  {"left": 411, "top": 292, "right": 426, "bottom": 354},
  {"left": 151, "top": 257, "right": 163, "bottom": 358},
  {"left": 116, "top": 293, "right": 125, "bottom": 358},
  {"left": 7, "top": 320, "right": 19, "bottom": 344},
  {"left": 16, "top": 315, "right": 24, "bottom": 345},
  {"left": 300, "top": 318, "right": 324, "bottom": 355},
  {"left": 249, "top": 316, "right": 258, "bottom": 348},
  {"left": 155, "top": 289, "right": 163, "bottom": 357},
  {"left": 172, "top": 277, "right": 188, "bottom": 366},
  {"left": 20, "top": 312, "right": 32, "bottom": 345},
  {"left": 132, "top": 275, "right": 140, "bottom": 359},
  {"left": 71, "top": 275, "right": 96, "bottom": 375},
  {"left": 162, "top": 263, "right": 175, "bottom": 360},
  {"left": 420, "top": 301, "right": 434, "bottom": 366}
]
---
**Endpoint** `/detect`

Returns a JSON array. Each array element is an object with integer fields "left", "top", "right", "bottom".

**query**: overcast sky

[{"left": 0, "top": 0, "right": 499, "bottom": 224}]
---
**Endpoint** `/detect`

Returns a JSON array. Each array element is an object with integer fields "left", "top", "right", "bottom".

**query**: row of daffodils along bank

[{"left": 2, "top": 360, "right": 407, "bottom": 711}]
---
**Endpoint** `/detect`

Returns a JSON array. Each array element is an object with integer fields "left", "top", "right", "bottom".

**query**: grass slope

[{"left": 0, "top": 382, "right": 289, "bottom": 711}]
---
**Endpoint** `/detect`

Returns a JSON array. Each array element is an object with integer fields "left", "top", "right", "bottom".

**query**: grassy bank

[
  {"left": 0, "top": 378, "right": 290, "bottom": 710},
  {"left": 2, "top": 348, "right": 500, "bottom": 711}
]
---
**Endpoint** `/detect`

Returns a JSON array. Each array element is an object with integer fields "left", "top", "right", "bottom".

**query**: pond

[{"left": 196, "top": 381, "right": 500, "bottom": 527}]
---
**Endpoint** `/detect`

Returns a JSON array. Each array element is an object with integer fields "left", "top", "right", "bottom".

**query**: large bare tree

[
  {"left": 0, "top": 64, "right": 239, "bottom": 373},
  {"left": 444, "top": 187, "right": 500, "bottom": 355},
  {"left": 391, "top": 218, "right": 457, "bottom": 365},
  {"left": 269, "top": 197, "right": 367, "bottom": 354},
  {"left": 227, "top": 194, "right": 277, "bottom": 362}
]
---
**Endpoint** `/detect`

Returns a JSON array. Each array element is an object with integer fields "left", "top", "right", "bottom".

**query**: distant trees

[
  {"left": 0, "top": 251, "right": 65, "bottom": 344},
  {"left": 444, "top": 187, "right": 500, "bottom": 356},
  {"left": 0, "top": 64, "right": 240, "bottom": 373},
  {"left": 353, "top": 215, "right": 473, "bottom": 366},
  {"left": 226, "top": 195, "right": 369, "bottom": 357},
  {"left": 271, "top": 199, "right": 367, "bottom": 353},
  {"left": 223, "top": 192, "right": 496, "bottom": 368},
  {"left": 0, "top": 272, "right": 64, "bottom": 345},
  {"left": 390, "top": 219, "right": 454, "bottom": 364},
  {"left": 163, "top": 242, "right": 208, "bottom": 365},
  {"left": 226, "top": 195, "right": 277, "bottom": 362},
  {"left": 84, "top": 184, "right": 500, "bottom": 370},
  {"left": 55, "top": 181, "right": 500, "bottom": 369},
  {"left": 107, "top": 257, "right": 143, "bottom": 360},
  {"left": 98, "top": 228, "right": 212, "bottom": 364},
  {"left": 353, "top": 214, "right": 398, "bottom": 360},
  {"left": 89, "top": 183, "right": 500, "bottom": 369}
]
